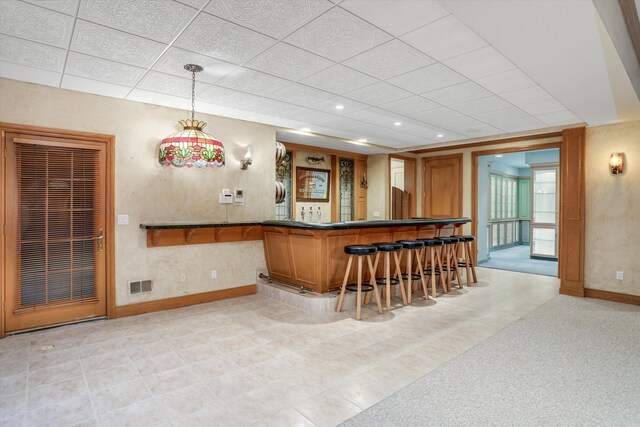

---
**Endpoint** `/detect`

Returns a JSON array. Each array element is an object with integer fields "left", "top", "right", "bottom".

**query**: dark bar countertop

[
  {"left": 262, "top": 218, "right": 470, "bottom": 230},
  {"left": 140, "top": 221, "right": 263, "bottom": 230}
]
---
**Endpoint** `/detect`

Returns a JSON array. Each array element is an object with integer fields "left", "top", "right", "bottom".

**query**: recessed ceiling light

[
  {"left": 495, "top": 154, "right": 503, "bottom": 158},
  {"left": 300, "top": 127, "right": 311, "bottom": 132},
  {"left": 394, "top": 121, "right": 402, "bottom": 126},
  {"left": 436, "top": 134, "right": 444, "bottom": 138},
  {"left": 358, "top": 138, "right": 367, "bottom": 142},
  {"left": 335, "top": 105, "right": 344, "bottom": 110}
]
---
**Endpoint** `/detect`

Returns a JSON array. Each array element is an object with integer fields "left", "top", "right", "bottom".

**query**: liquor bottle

[
  {"left": 317, "top": 207, "right": 322, "bottom": 223},
  {"left": 300, "top": 207, "right": 305, "bottom": 222},
  {"left": 308, "top": 206, "right": 313, "bottom": 222}
]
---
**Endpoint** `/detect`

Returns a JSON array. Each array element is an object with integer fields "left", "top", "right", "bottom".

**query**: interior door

[
  {"left": 4, "top": 133, "right": 107, "bottom": 333},
  {"left": 530, "top": 166, "right": 559, "bottom": 259},
  {"left": 422, "top": 154, "right": 462, "bottom": 218}
]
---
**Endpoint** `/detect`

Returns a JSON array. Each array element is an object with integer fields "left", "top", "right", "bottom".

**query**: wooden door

[
  {"left": 422, "top": 154, "right": 462, "bottom": 218},
  {"left": 4, "top": 133, "right": 107, "bottom": 333}
]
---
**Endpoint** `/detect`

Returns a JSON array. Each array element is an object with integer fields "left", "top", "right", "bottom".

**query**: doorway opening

[
  {"left": 476, "top": 148, "right": 559, "bottom": 277},
  {"left": 388, "top": 155, "right": 416, "bottom": 220}
]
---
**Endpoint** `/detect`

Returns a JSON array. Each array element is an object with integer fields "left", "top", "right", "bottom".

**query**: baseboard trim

[
  {"left": 114, "top": 284, "right": 257, "bottom": 318},
  {"left": 559, "top": 286, "right": 584, "bottom": 297},
  {"left": 584, "top": 288, "right": 640, "bottom": 306}
]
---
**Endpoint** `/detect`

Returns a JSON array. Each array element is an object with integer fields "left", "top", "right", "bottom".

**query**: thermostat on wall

[
  {"left": 219, "top": 188, "right": 233, "bottom": 204},
  {"left": 234, "top": 189, "right": 244, "bottom": 205}
]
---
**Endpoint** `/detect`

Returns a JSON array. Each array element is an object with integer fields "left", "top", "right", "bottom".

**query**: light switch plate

[{"left": 117, "top": 215, "right": 129, "bottom": 225}]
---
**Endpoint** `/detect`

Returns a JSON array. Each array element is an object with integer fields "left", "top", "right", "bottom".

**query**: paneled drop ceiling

[{"left": 0, "top": 0, "right": 632, "bottom": 154}]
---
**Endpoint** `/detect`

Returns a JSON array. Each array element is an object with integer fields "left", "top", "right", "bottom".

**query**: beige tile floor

[{"left": 0, "top": 267, "right": 559, "bottom": 427}]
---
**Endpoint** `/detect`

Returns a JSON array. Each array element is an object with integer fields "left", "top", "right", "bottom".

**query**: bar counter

[{"left": 262, "top": 218, "right": 470, "bottom": 293}]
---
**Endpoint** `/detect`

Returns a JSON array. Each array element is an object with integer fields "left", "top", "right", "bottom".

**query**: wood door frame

[
  {"left": 1, "top": 122, "right": 115, "bottom": 338},
  {"left": 388, "top": 154, "right": 417, "bottom": 219},
  {"left": 421, "top": 153, "right": 463, "bottom": 218}
]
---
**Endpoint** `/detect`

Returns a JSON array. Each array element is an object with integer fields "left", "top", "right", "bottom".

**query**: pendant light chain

[{"left": 191, "top": 68, "right": 196, "bottom": 121}]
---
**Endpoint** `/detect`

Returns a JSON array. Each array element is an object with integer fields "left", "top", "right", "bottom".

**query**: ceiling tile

[
  {"left": 345, "top": 81, "right": 413, "bottom": 105},
  {"left": 78, "top": 0, "right": 197, "bottom": 44},
  {"left": 346, "top": 107, "right": 400, "bottom": 126},
  {"left": 300, "top": 64, "right": 377, "bottom": 94},
  {"left": 174, "top": 0, "right": 208, "bottom": 9},
  {"left": 127, "top": 88, "right": 191, "bottom": 110},
  {"left": 285, "top": 7, "right": 392, "bottom": 62},
  {"left": 245, "top": 43, "right": 333, "bottom": 81},
  {"left": 0, "top": 60, "right": 61, "bottom": 87},
  {"left": 137, "top": 71, "right": 207, "bottom": 98},
  {"left": 400, "top": 15, "right": 487, "bottom": 61},
  {"left": 267, "top": 83, "right": 334, "bottom": 106},
  {"left": 474, "top": 107, "right": 529, "bottom": 126},
  {"left": 215, "top": 68, "right": 291, "bottom": 96},
  {"left": 248, "top": 97, "right": 302, "bottom": 116},
  {"left": 342, "top": 39, "right": 434, "bottom": 80},
  {"left": 501, "top": 86, "right": 566, "bottom": 115},
  {"left": 388, "top": 63, "right": 467, "bottom": 94},
  {"left": 61, "top": 74, "right": 131, "bottom": 98},
  {"left": 340, "top": 0, "right": 448, "bottom": 37},
  {"left": 65, "top": 52, "right": 145, "bottom": 86},
  {"left": 22, "top": 0, "right": 79, "bottom": 16},
  {"left": 205, "top": 0, "right": 332, "bottom": 39},
  {"left": 495, "top": 116, "right": 547, "bottom": 133},
  {"left": 380, "top": 96, "right": 439, "bottom": 115},
  {"left": 174, "top": 12, "right": 275, "bottom": 64},
  {"left": 476, "top": 69, "right": 536, "bottom": 95},
  {"left": 71, "top": 20, "right": 166, "bottom": 68},
  {"left": 536, "top": 110, "right": 581, "bottom": 126},
  {"left": 407, "top": 107, "right": 470, "bottom": 128},
  {"left": 311, "top": 96, "right": 370, "bottom": 115},
  {"left": 312, "top": 115, "right": 365, "bottom": 131},
  {"left": 198, "top": 85, "right": 264, "bottom": 110},
  {"left": 444, "top": 47, "right": 515, "bottom": 80},
  {"left": 423, "top": 81, "right": 493, "bottom": 105},
  {"left": 454, "top": 122, "right": 503, "bottom": 138},
  {"left": 0, "top": 1, "right": 74, "bottom": 48},
  {"left": 0, "top": 34, "right": 67, "bottom": 72},
  {"left": 153, "top": 47, "right": 237, "bottom": 84},
  {"left": 449, "top": 95, "right": 512, "bottom": 116}
]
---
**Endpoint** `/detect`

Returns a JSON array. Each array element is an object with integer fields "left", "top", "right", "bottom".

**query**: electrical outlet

[
  {"left": 616, "top": 271, "right": 624, "bottom": 280},
  {"left": 373, "top": 211, "right": 380, "bottom": 218},
  {"left": 179, "top": 273, "right": 186, "bottom": 282},
  {"left": 211, "top": 270, "right": 217, "bottom": 279}
]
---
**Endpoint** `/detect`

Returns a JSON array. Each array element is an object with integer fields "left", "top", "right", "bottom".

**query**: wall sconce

[
  {"left": 240, "top": 146, "right": 253, "bottom": 170},
  {"left": 609, "top": 152, "right": 624, "bottom": 174},
  {"left": 360, "top": 173, "right": 368, "bottom": 189}
]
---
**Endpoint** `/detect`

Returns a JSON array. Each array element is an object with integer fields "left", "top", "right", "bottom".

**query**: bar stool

[
  {"left": 396, "top": 240, "right": 429, "bottom": 304},
  {"left": 452, "top": 235, "right": 478, "bottom": 286},
  {"left": 417, "top": 238, "right": 445, "bottom": 297},
  {"left": 436, "top": 237, "right": 463, "bottom": 291},
  {"left": 336, "top": 245, "right": 383, "bottom": 320},
  {"left": 372, "top": 242, "right": 407, "bottom": 310}
]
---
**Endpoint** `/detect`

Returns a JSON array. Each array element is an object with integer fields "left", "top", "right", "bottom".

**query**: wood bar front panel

[{"left": 263, "top": 224, "right": 455, "bottom": 293}]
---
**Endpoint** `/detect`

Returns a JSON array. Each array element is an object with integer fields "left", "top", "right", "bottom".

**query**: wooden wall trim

[
  {"left": 280, "top": 141, "right": 368, "bottom": 159},
  {"left": 145, "top": 225, "right": 263, "bottom": 247},
  {"left": 0, "top": 123, "right": 116, "bottom": 337},
  {"left": 412, "top": 131, "right": 563, "bottom": 154},
  {"left": 114, "top": 285, "right": 257, "bottom": 318},
  {"left": 584, "top": 288, "right": 640, "bottom": 306},
  {"left": 558, "top": 127, "right": 586, "bottom": 296}
]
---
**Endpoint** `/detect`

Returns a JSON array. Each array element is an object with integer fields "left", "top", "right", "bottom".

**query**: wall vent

[
  {"left": 130, "top": 281, "right": 141, "bottom": 294},
  {"left": 141, "top": 280, "right": 153, "bottom": 293},
  {"left": 130, "top": 280, "right": 152, "bottom": 294}
]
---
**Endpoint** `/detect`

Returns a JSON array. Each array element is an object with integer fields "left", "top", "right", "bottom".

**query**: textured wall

[
  {"left": 366, "top": 154, "right": 389, "bottom": 220},
  {"left": 0, "top": 78, "right": 274, "bottom": 306},
  {"left": 585, "top": 121, "right": 640, "bottom": 295}
]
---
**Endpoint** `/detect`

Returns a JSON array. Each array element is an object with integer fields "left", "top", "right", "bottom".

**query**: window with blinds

[{"left": 16, "top": 143, "right": 100, "bottom": 310}]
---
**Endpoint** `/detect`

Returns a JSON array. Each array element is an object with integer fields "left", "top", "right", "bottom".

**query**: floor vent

[{"left": 130, "top": 280, "right": 152, "bottom": 294}]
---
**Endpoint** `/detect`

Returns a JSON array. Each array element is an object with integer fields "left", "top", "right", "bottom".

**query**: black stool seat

[
  {"left": 436, "top": 237, "right": 460, "bottom": 244},
  {"left": 344, "top": 245, "right": 377, "bottom": 255},
  {"left": 417, "top": 238, "right": 443, "bottom": 247},
  {"left": 452, "top": 235, "right": 475, "bottom": 242},
  {"left": 345, "top": 283, "right": 374, "bottom": 292},
  {"left": 372, "top": 242, "right": 403, "bottom": 252},
  {"left": 396, "top": 240, "right": 424, "bottom": 249}
]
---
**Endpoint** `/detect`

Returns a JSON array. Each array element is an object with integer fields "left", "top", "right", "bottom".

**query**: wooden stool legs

[
  {"left": 336, "top": 253, "right": 383, "bottom": 320},
  {"left": 374, "top": 251, "right": 407, "bottom": 311},
  {"left": 406, "top": 249, "right": 428, "bottom": 304},
  {"left": 466, "top": 241, "right": 478, "bottom": 283}
]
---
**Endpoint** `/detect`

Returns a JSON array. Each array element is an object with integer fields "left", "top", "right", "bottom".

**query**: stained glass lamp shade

[{"left": 158, "top": 64, "right": 225, "bottom": 168}]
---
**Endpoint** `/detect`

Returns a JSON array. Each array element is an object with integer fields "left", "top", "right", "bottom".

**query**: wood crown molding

[
  {"left": 279, "top": 141, "right": 368, "bottom": 159},
  {"left": 411, "top": 132, "right": 562, "bottom": 155}
]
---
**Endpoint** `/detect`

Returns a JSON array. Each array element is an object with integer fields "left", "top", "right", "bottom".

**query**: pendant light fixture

[{"left": 158, "top": 64, "right": 225, "bottom": 168}]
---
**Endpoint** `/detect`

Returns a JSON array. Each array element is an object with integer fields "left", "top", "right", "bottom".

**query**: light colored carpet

[
  {"left": 480, "top": 245, "right": 558, "bottom": 277},
  {"left": 341, "top": 295, "right": 640, "bottom": 426}
]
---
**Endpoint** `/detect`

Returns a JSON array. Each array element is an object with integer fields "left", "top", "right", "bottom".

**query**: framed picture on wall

[{"left": 296, "top": 167, "right": 331, "bottom": 202}]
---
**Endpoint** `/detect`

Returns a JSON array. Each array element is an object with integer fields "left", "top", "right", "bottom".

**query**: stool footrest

[
  {"left": 345, "top": 283, "right": 374, "bottom": 293},
  {"left": 375, "top": 277, "right": 401, "bottom": 286}
]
